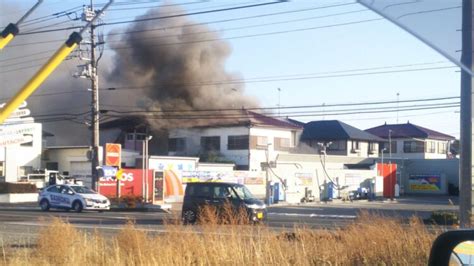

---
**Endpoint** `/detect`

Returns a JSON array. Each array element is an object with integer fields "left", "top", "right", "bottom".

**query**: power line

[
  {"left": 7, "top": 8, "right": 370, "bottom": 48},
  {"left": 100, "top": 96, "right": 460, "bottom": 113},
  {"left": 106, "top": 4, "right": 361, "bottom": 37},
  {"left": 17, "top": 95, "right": 460, "bottom": 121},
  {"left": 102, "top": 102, "right": 460, "bottom": 117},
  {"left": 104, "top": 10, "right": 371, "bottom": 45},
  {"left": 101, "top": 104, "right": 460, "bottom": 120},
  {"left": 105, "top": 18, "right": 384, "bottom": 51},
  {"left": 17, "top": 1, "right": 287, "bottom": 36},
  {"left": 100, "top": 65, "right": 457, "bottom": 91}
]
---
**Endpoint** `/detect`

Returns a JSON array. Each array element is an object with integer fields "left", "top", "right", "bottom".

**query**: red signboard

[
  {"left": 98, "top": 169, "right": 154, "bottom": 200},
  {"left": 105, "top": 143, "right": 121, "bottom": 167},
  {"left": 377, "top": 163, "right": 397, "bottom": 198}
]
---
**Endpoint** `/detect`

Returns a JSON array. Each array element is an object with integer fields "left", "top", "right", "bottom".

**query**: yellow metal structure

[
  {"left": 0, "top": 33, "right": 14, "bottom": 50},
  {"left": 0, "top": 34, "right": 80, "bottom": 123}
]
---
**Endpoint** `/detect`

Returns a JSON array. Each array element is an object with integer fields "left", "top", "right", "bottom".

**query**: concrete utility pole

[
  {"left": 460, "top": 0, "right": 473, "bottom": 228},
  {"left": 90, "top": 0, "right": 100, "bottom": 191},
  {"left": 77, "top": 0, "right": 105, "bottom": 191}
]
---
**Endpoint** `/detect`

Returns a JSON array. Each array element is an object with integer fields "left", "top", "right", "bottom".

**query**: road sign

[
  {"left": 0, "top": 124, "right": 35, "bottom": 137},
  {"left": 8, "top": 108, "right": 30, "bottom": 118},
  {"left": 105, "top": 143, "right": 121, "bottom": 167}
]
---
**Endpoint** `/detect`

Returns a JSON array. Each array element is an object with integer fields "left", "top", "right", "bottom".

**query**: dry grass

[{"left": 1, "top": 212, "right": 440, "bottom": 266}]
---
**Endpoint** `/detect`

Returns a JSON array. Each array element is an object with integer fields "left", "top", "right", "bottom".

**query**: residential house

[
  {"left": 299, "top": 120, "right": 383, "bottom": 158},
  {"left": 365, "top": 122, "right": 455, "bottom": 159},
  {"left": 168, "top": 110, "right": 303, "bottom": 171}
]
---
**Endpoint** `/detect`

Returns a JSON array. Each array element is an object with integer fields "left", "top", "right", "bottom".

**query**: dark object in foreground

[
  {"left": 181, "top": 182, "right": 267, "bottom": 224},
  {"left": 428, "top": 230, "right": 474, "bottom": 266}
]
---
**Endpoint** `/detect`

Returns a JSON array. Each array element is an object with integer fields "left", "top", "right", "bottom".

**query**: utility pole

[
  {"left": 396, "top": 92, "right": 400, "bottom": 124},
  {"left": 460, "top": 0, "right": 473, "bottom": 228},
  {"left": 277, "top": 88, "right": 281, "bottom": 117},
  {"left": 76, "top": 1, "right": 104, "bottom": 191},
  {"left": 90, "top": 0, "right": 100, "bottom": 192}
]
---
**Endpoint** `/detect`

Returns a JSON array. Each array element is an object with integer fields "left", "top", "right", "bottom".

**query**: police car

[{"left": 38, "top": 184, "right": 110, "bottom": 212}]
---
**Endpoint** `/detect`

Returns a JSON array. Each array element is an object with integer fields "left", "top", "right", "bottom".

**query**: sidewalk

[{"left": 267, "top": 195, "right": 459, "bottom": 208}]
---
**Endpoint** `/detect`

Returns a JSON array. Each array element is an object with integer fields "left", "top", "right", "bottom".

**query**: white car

[{"left": 38, "top": 184, "right": 110, "bottom": 212}]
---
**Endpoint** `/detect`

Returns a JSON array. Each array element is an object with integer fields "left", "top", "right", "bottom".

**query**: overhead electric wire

[
  {"left": 99, "top": 96, "right": 459, "bottom": 113},
  {"left": 13, "top": 95, "right": 460, "bottom": 121},
  {"left": 106, "top": 3, "right": 362, "bottom": 37},
  {"left": 107, "top": 1, "right": 207, "bottom": 11},
  {"left": 101, "top": 104, "right": 460, "bottom": 120},
  {"left": 5, "top": 8, "right": 370, "bottom": 49},
  {"left": 102, "top": 102, "right": 460, "bottom": 118},
  {"left": 105, "top": 18, "right": 383, "bottom": 51},
  {"left": 104, "top": 9, "right": 371, "bottom": 46},
  {"left": 17, "top": 1, "right": 287, "bottom": 36}
]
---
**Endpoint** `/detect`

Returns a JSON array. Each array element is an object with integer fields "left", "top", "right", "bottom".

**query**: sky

[{"left": 0, "top": 0, "right": 463, "bottom": 143}]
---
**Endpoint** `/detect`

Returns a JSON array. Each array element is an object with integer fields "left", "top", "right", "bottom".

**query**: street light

[
  {"left": 380, "top": 147, "right": 387, "bottom": 176},
  {"left": 388, "top": 129, "right": 394, "bottom": 200}
]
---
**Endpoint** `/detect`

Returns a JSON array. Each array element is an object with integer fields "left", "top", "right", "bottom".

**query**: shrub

[
  {"left": 119, "top": 195, "right": 144, "bottom": 208},
  {"left": 0, "top": 182, "right": 37, "bottom": 194},
  {"left": 2, "top": 213, "right": 439, "bottom": 265},
  {"left": 430, "top": 211, "right": 459, "bottom": 225}
]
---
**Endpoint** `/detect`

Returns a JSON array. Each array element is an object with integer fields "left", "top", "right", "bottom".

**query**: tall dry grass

[{"left": 1, "top": 212, "right": 439, "bottom": 266}]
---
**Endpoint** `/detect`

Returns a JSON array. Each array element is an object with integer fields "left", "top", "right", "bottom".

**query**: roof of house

[
  {"left": 100, "top": 110, "right": 303, "bottom": 131},
  {"left": 300, "top": 120, "right": 383, "bottom": 142},
  {"left": 284, "top": 117, "right": 306, "bottom": 127},
  {"left": 244, "top": 110, "right": 302, "bottom": 129},
  {"left": 365, "top": 122, "right": 455, "bottom": 141}
]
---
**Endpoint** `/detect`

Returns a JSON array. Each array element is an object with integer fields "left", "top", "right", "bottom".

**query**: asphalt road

[{"left": 0, "top": 199, "right": 457, "bottom": 245}]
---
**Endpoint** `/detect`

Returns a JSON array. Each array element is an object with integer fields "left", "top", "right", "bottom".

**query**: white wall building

[
  {"left": 366, "top": 122, "right": 455, "bottom": 159},
  {"left": 168, "top": 110, "right": 303, "bottom": 171},
  {"left": 0, "top": 123, "right": 43, "bottom": 182},
  {"left": 299, "top": 120, "right": 382, "bottom": 159}
]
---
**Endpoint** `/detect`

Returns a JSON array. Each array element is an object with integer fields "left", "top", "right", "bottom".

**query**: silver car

[{"left": 38, "top": 184, "right": 110, "bottom": 212}]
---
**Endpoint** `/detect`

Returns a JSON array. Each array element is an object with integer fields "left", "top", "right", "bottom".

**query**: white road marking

[{"left": 267, "top": 212, "right": 356, "bottom": 219}]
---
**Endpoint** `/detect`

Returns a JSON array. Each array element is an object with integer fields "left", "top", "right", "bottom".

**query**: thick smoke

[{"left": 106, "top": 4, "right": 259, "bottom": 129}]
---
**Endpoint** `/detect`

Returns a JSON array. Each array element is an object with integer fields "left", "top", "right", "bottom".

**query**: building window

[
  {"left": 256, "top": 136, "right": 268, "bottom": 146},
  {"left": 126, "top": 134, "right": 134, "bottom": 141},
  {"left": 228, "top": 135, "right": 249, "bottom": 150},
  {"left": 403, "top": 141, "right": 425, "bottom": 153},
  {"left": 351, "top": 141, "right": 360, "bottom": 152},
  {"left": 381, "top": 141, "right": 397, "bottom": 153},
  {"left": 368, "top": 142, "right": 377, "bottom": 154},
  {"left": 46, "top": 162, "right": 59, "bottom": 171},
  {"left": 169, "top": 138, "right": 186, "bottom": 152},
  {"left": 426, "top": 141, "right": 436, "bottom": 153},
  {"left": 438, "top": 142, "right": 447, "bottom": 154},
  {"left": 280, "top": 138, "right": 290, "bottom": 148},
  {"left": 136, "top": 134, "right": 146, "bottom": 141},
  {"left": 201, "top": 136, "right": 220, "bottom": 151},
  {"left": 327, "top": 140, "right": 346, "bottom": 151}
]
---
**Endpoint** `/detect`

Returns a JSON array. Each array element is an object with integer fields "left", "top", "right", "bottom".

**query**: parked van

[{"left": 181, "top": 182, "right": 267, "bottom": 224}]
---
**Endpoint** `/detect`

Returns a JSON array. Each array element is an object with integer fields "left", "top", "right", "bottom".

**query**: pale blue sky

[{"left": 0, "top": 0, "right": 461, "bottom": 139}]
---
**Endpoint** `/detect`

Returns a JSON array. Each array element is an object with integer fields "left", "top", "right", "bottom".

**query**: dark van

[{"left": 181, "top": 182, "right": 267, "bottom": 224}]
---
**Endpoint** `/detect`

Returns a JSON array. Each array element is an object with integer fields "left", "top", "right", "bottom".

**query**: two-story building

[
  {"left": 168, "top": 110, "right": 303, "bottom": 171},
  {"left": 365, "top": 122, "right": 455, "bottom": 159},
  {"left": 299, "top": 120, "right": 383, "bottom": 158}
]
